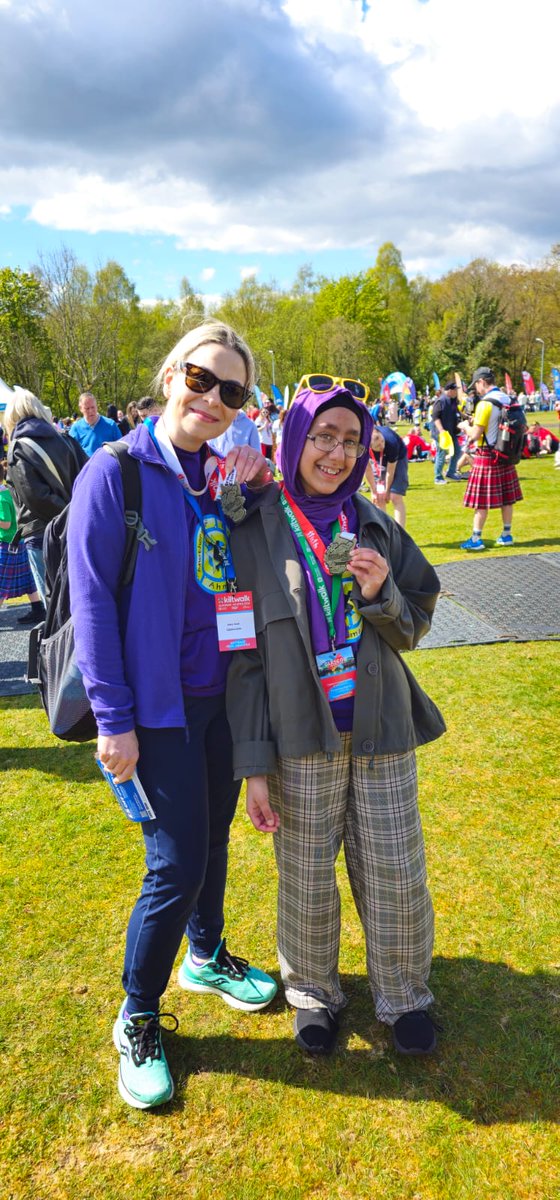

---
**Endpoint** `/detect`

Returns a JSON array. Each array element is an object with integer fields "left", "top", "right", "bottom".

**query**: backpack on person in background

[
  {"left": 27, "top": 441, "right": 156, "bottom": 742},
  {"left": 488, "top": 398, "right": 528, "bottom": 466}
]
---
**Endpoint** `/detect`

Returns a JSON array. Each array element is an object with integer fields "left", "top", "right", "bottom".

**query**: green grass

[{"left": 1, "top": 456, "right": 559, "bottom": 1199}]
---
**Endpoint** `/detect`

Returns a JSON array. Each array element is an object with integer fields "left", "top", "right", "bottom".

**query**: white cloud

[{"left": 0, "top": 0, "right": 559, "bottom": 280}]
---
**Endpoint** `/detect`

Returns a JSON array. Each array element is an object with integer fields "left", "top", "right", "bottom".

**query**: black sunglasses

[{"left": 178, "top": 361, "right": 251, "bottom": 410}]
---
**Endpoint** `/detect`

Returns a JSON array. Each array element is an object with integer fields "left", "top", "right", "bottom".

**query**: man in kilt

[{"left": 460, "top": 367, "right": 523, "bottom": 551}]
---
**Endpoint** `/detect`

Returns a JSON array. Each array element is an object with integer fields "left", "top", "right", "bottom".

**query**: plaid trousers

[{"left": 268, "top": 737, "right": 434, "bottom": 1024}]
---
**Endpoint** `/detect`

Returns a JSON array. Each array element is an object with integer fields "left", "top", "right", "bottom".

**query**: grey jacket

[{"left": 227, "top": 487, "right": 446, "bottom": 779}]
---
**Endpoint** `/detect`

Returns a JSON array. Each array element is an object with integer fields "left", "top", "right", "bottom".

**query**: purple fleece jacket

[{"left": 68, "top": 422, "right": 221, "bottom": 736}]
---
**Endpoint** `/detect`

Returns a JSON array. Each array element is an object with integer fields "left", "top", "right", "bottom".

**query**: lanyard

[
  {"left": 368, "top": 448, "right": 384, "bottom": 477},
  {"left": 146, "top": 418, "right": 237, "bottom": 590},
  {"left": 280, "top": 487, "right": 347, "bottom": 647}
]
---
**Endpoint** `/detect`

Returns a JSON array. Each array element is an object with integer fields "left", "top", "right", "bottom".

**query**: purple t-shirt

[{"left": 175, "top": 446, "right": 230, "bottom": 698}]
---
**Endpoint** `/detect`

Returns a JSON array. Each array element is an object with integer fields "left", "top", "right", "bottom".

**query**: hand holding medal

[
  {"left": 347, "top": 546, "right": 389, "bottom": 602},
  {"left": 225, "top": 445, "right": 273, "bottom": 490}
]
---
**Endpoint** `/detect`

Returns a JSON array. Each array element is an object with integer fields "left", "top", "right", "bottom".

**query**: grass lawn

[{"left": 1, "top": 454, "right": 559, "bottom": 1199}]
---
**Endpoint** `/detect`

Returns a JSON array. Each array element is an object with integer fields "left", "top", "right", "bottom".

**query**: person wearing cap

[
  {"left": 226, "top": 384, "right": 446, "bottom": 1059},
  {"left": 460, "top": 367, "right": 523, "bottom": 550},
  {"left": 432, "top": 381, "right": 462, "bottom": 484}
]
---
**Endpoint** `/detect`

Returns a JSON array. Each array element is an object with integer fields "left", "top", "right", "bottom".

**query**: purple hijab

[
  {"left": 281, "top": 386, "right": 373, "bottom": 655},
  {"left": 281, "top": 386, "right": 373, "bottom": 523}
]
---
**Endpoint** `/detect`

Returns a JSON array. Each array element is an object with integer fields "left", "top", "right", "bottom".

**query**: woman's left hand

[
  {"left": 225, "top": 446, "right": 273, "bottom": 489},
  {"left": 348, "top": 547, "right": 389, "bottom": 603}
]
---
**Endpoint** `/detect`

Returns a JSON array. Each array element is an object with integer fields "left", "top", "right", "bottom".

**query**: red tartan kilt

[{"left": 464, "top": 449, "right": 523, "bottom": 509}]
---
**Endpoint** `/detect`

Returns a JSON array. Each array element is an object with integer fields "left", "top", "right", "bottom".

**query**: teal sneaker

[
  {"left": 177, "top": 939, "right": 277, "bottom": 1011},
  {"left": 495, "top": 533, "right": 514, "bottom": 546},
  {"left": 113, "top": 1004, "right": 178, "bottom": 1109},
  {"left": 460, "top": 536, "right": 485, "bottom": 551}
]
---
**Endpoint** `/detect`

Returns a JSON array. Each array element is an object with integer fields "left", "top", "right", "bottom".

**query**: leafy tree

[{"left": 0, "top": 267, "right": 49, "bottom": 393}]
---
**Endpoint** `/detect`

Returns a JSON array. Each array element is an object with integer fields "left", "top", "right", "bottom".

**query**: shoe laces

[
  {"left": 124, "top": 1011, "right": 178, "bottom": 1066},
  {"left": 214, "top": 939, "right": 250, "bottom": 980}
]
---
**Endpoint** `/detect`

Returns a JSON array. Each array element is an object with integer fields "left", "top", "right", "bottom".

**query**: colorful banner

[
  {"left": 401, "top": 376, "right": 416, "bottom": 402},
  {"left": 271, "top": 384, "right": 284, "bottom": 406},
  {"left": 432, "top": 371, "right": 440, "bottom": 389},
  {"left": 540, "top": 382, "right": 550, "bottom": 405},
  {"left": 382, "top": 381, "right": 391, "bottom": 404},
  {"left": 504, "top": 372, "right": 513, "bottom": 393},
  {"left": 551, "top": 367, "right": 560, "bottom": 400},
  {"left": 521, "top": 370, "right": 535, "bottom": 394}
]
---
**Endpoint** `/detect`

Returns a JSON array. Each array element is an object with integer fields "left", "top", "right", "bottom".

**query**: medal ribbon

[{"left": 279, "top": 487, "right": 349, "bottom": 647}]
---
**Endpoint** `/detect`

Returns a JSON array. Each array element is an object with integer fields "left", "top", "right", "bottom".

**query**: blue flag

[
  {"left": 432, "top": 372, "right": 440, "bottom": 389},
  {"left": 551, "top": 367, "right": 560, "bottom": 400}
]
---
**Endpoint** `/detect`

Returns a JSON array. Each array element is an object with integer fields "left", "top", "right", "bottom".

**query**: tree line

[{"left": 1, "top": 242, "right": 559, "bottom": 416}]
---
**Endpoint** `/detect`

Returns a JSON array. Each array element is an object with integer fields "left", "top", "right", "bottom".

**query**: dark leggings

[{"left": 122, "top": 694, "right": 240, "bottom": 1014}]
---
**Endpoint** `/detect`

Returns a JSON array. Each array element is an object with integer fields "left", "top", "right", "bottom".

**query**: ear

[{"left": 162, "top": 366, "right": 175, "bottom": 400}]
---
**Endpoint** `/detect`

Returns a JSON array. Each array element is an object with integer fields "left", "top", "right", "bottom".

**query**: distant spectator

[
  {"left": 69, "top": 392, "right": 121, "bottom": 457},
  {"left": 126, "top": 401, "right": 140, "bottom": 429},
  {"left": 107, "top": 403, "right": 131, "bottom": 436},
  {"left": 0, "top": 460, "right": 45, "bottom": 625},
  {"left": 210, "top": 407, "right": 261, "bottom": 456},
  {"left": 460, "top": 367, "right": 523, "bottom": 551},
  {"left": 255, "top": 401, "right": 274, "bottom": 459},
  {"left": 432, "top": 380, "right": 462, "bottom": 485},
  {"left": 529, "top": 422, "right": 559, "bottom": 454},
  {"left": 4, "top": 388, "right": 87, "bottom": 601},
  {"left": 403, "top": 431, "right": 431, "bottom": 460},
  {"left": 136, "top": 396, "right": 163, "bottom": 422},
  {"left": 365, "top": 425, "right": 409, "bottom": 528}
]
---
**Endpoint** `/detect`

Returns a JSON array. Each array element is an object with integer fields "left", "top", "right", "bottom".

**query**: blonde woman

[
  {"left": 5, "top": 389, "right": 87, "bottom": 602},
  {"left": 68, "top": 322, "right": 277, "bottom": 1109}
]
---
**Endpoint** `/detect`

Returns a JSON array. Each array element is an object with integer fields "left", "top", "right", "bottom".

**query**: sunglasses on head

[
  {"left": 178, "top": 361, "right": 251, "bottom": 410},
  {"left": 297, "top": 373, "right": 370, "bottom": 403}
]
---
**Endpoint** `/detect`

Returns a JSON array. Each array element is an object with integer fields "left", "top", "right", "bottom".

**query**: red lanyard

[
  {"left": 280, "top": 486, "right": 348, "bottom": 574},
  {"left": 368, "top": 449, "right": 384, "bottom": 477}
]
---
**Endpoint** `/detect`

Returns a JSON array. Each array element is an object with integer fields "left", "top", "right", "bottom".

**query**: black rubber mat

[
  {"left": 0, "top": 603, "right": 37, "bottom": 695},
  {"left": 418, "top": 552, "right": 560, "bottom": 649}
]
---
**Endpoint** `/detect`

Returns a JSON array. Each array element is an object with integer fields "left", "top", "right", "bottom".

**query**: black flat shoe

[
  {"left": 293, "top": 1007, "right": 339, "bottom": 1056},
  {"left": 17, "top": 609, "right": 45, "bottom": 626},
  {"left": 392, "top": 1010, "right": 440, "bottom": 1055}
]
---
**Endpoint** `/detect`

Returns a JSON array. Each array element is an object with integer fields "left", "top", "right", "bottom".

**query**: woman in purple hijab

[{"left": 227, "top": 385, "right": 445, "bottom": 1057}]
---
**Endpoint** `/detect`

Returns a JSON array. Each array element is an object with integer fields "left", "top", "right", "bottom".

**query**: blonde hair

[
  {"left": 153, "top": 321, "right": 255, "bottom": 396},
  {"left": 3, "top": 388, "right": 54, "bottom": 439}
]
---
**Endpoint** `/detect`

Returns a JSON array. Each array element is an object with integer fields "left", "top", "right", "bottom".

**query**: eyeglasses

[
  {"left": 298, "top": 374, "right": 370, "bottom": 403},
  {"left": 306, "top": 433, "right": 366, "bottom": 458},
  {"left": 177, "top": 361, "right": 251, "bottom": 410}
]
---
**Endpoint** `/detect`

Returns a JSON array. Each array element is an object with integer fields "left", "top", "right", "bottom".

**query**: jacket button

[
  {"left": 366, "top": 662, "right": 379, "bottom": 675},
  {"left": 361, "top": 739, "right": 375, "bottom": 753}
]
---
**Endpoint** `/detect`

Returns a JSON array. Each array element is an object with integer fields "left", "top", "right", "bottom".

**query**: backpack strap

[
  {"left": 103, "top": 441, "right": 157, "bottom": 589},
  {"left": 16, "top": 436, "right": 66, "bottom": 489}
]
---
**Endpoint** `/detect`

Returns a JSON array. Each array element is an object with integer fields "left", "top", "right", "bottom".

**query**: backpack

[
  {"left": 27, "top": 441, "right": 156, "bottom": 742},
  {"left": 487, "top": 397, "right": 528, "bottom": 466}
]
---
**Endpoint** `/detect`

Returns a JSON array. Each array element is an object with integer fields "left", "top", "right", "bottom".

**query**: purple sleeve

[{"left": 67, "top": 451, "right": 135, "bottom": 736}]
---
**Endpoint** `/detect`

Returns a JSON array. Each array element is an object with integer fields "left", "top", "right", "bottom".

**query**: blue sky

[{"left": 1, "top": 0, "right": 558, "bottom": 305}]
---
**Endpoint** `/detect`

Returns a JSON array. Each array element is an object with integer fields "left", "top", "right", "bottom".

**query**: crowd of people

[{"left": 0, "top": 337, "right": 557, "bottom": 1111}]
